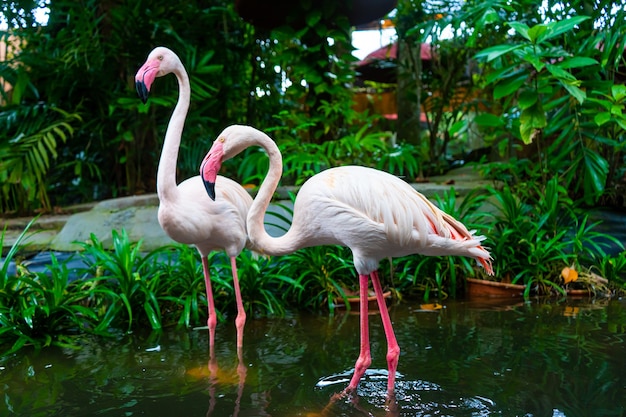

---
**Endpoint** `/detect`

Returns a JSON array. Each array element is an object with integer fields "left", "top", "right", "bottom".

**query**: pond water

[{"left": 1, "top": 297, "right": 626, "bottom": 417}]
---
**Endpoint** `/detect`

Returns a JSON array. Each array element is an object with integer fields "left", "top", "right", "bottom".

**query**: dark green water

[{"left": 2, "top": 298, "right": 626, "bottom": 417}]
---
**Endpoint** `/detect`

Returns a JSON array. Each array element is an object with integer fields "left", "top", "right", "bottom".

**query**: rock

[{"left": 50, "top": 197, "right": 174, "bottom": 252}]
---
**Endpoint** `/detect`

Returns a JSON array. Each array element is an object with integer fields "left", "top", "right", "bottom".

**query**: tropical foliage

[
  {"left": 2, "top": 185, "right": 625, "bottom": 354},
  {"left": 1, "top": 0, "right": 626, "bottom": 356}
]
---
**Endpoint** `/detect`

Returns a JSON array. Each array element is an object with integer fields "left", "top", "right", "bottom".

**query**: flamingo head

[
  {"left": 135, "top": 46, "right": 179, "bottom": 104},
  {"left": 200, "top": 125, "right": 262, "bottom": 200}
]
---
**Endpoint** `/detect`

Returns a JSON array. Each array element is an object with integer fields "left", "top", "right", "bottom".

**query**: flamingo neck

[
  {"left": 157, "top": 66, "right": 190, "bottom": 202},
  {"left": 246, "top": 132, "right": 300, "bottom": 255}
]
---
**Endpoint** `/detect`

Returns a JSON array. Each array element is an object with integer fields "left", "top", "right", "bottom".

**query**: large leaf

[
  {"left": 494, "top": 75, "right": 527, "bottom": 100},
  {"left": 541, "top": 16, "right": 591, "bottom": 42},
  {"left": 474, "top": 113, "right": 504, "bottom": 127},
  {"left": 559, "top": 80, "right": 587, "bottom": 104},
  {"left": 519, "top": 103, "right": 546, "bottom": 144},
  {"left": 507, "top": 21, "right": 531, "bottom": 41},
  {"left": 475, "top": 44, "right": 523, "bottom": 62},
  {"left": 581, "top": 147, "right": 609, "bottom": 204},
  {"left": 557, "top": 57, "right": 599, "bottom": 69}
]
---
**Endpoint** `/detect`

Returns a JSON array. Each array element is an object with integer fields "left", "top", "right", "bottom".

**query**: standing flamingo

[
  {"left": 199, "top": 125, "right": 493, "bottom": 397},
  {"left": 135, "top": 47, "right": 254, "bottom": 349}
]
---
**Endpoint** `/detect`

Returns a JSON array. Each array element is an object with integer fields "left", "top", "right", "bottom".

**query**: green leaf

[
  {"left": 306, "top": 10, "right": 322, "bottom": 27},
  {"left": 518, "top": 90, "right": 538, "bottom": 110},
  {"left": 559, "top": 80, "right": 586, "bottom": 104},
  {"left": 507, "top": 21, "right": 531, "bottom": 41},
  {"left": 546, "top": 63, "right": 577, "bottom": 81},
  {"left": 519, "top": 51, "right": 545, "bottom": 72},
  {"left": 494, "top": 75, "right": 526, "bottom": 99},
  {"left": 475, "top": 44, "right": 523, "bottom": 62},
  {"left": 474, "top": 113, "right": 504, "bottom": 127},
  {"left": 612, "top": 84, "right": 626, "bottom": 102},
  {"left": 542, "top": 16, "right": 591, "bottom": 42},
  {"left": 594, "top": 112, "right": 612, "bottom": 126},
  {"left": 519, "top": 103, "right": 546, "bottom": 144},
  {"left": 557, "top": 57, "right": 599, "bottom": 69},
  {"left": 527, "top": 24, "right": 548, "bottom": 43},
  {"left": 194, "top": 64, "right": 222, "bottom": 75},
  {"left": 582, "top": 147, "right": 609, "bottom": 203},
  {"left": 610, "top": 104, "right": 623, "bottom": 116}
]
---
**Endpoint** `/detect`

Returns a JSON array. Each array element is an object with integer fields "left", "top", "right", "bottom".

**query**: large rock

[{"left": 50, "top": 195, "right": 175, "bottom": 252}]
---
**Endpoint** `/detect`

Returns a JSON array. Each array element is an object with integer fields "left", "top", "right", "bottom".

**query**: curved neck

[
  {"left": 246, "top": 131, "right": 302, "bottom": 255},
  {"left": 157, "top": 66, "right": 190, "bottom": 201}
]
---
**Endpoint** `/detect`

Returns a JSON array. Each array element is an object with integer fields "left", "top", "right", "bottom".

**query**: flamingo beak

[
  {"left": 200, "top": 141, "right": 224, "bottom": 201},
  {"left": 134, "top": 59, "right": 159, "bottom": 104},
  {"left": 201, "top": 159, "right": 217, "bottom": 201},
  {"left": 136, "top": 80, "right": 149, "bottom": 104}
]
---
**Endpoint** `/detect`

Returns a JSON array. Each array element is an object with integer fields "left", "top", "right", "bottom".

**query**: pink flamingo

[
  {"left": 135, "top": 48, "right": 254, "bottom": 349},
  {"left": 199, "top": 125, "right": 493, "bottom": 397}
]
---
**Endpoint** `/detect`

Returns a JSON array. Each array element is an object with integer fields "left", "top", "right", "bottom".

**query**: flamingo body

[
  {"left": 200, "top": 125, "right": 493, "bottom": 397},
  {"left": 135, "top": 48, "right": 253, "bottom": 348},
  {"left": 158, "top": 175, "right": 251, "bottom": 256},
  {"left": 286, "top": 165, "right": 492, "bottom": 272}
]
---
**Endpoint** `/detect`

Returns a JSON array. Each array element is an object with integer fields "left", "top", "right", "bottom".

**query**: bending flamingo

[
  {"left": 135, "top": 48, "right": 254, "bottom": 348},
  {"left": 200, "top": 125, "right": 493, "bottom": 396}
]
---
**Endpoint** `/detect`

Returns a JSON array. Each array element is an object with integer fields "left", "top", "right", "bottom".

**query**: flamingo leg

[
  {"left": 202, "top": 256, "right": 217, "bottom": 349},
  {"left": 344, "top": 274, "right": 372, "bottom": 394},
  {"left": 234, "top": 345, "right": 247, "bottom": 417},
  {"left": 230, "top": 256, "right": 246, "bottom": 348},
  {"left": 370, "top": 270, "right": 400, "bottom": 395}
]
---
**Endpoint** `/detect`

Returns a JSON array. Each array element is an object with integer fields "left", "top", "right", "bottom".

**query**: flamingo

[
  {"left": 135, "top": 47, "right": 254, "bottom": 349},
  {"left": 199, "top": 125, "right": 493, "bottom": 397}
]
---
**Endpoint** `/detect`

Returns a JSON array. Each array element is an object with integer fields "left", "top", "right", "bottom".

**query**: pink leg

[
  {"left": 230, "top": 256, "right": 246, "bottom": 348},
  {"left": 344, "top": 274, "right": 372, "bottom": 394},
  {"left": 370, "top": 270, "right": 400, "bottom": 395},
  {"left": 202, "top": 256, "right": 217, "bottom": 349}
]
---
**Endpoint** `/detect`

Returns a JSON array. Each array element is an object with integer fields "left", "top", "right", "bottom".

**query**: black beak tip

[
  {"left": 203, "top": 179, "right": 216, "bottom": 201},
  {"left": 136, "top": 80, "right": 149, "bottom": 104}
]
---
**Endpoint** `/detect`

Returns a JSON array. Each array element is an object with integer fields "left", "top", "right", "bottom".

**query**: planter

[{"left": 466, "top": 278, "right": 525, "bottom": 298}]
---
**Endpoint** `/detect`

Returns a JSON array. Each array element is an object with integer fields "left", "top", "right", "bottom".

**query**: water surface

[{"left": 2, "top": 298, "right": 626, "bottom": 416}]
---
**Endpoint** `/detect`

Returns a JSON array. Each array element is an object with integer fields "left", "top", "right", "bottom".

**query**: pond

[{"left": 1, "top": 297, "right": 626, "bottom": 417}]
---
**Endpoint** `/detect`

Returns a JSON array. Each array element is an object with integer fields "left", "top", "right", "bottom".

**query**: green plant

[
  {"left": 595, "top": 251, "right": 626, "bottom": 290},
  {"left": 75, "top": 229, "right": 163, "bottom": 332},
  {"left": 0, "top": 254, "right": 99, "bottom": 355},
  {"left": 473, "top": 3, "right": 626, "bottom": 205},
  {"left": 0, "top": 221, "right": 101, "bottom": 354},
  {"left": 155, "top": 244, "right": 223, "bottom": 328},
  {"left": 486, "top": 177, "right": 621, "bottom": 296},
  {"left": 268, "top": 1, "right": 357, "bottom": 145},
  {"left": 0, "top": 101, "right": 83, "bottom": 213},
  {"left": 220, "top": 250, "right": 298, "bottom": 317},
  {"left": 375, "top": 141, "right": 420, "bottom": 180},
  {"left": 278, "top": 245, "right": 355, "bottom": 314}
]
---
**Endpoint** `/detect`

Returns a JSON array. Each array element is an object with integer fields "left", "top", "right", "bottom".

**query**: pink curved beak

[
  {"left": 135, "top": 59, "right": 160, "bottom": 104},
  {"left": 200, "top": 140, "right": 225, "bottom": 201}
]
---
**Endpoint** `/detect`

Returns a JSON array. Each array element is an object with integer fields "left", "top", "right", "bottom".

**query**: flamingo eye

[{"left": 219, "top": 137, "right": 225, "bottom": 143}]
